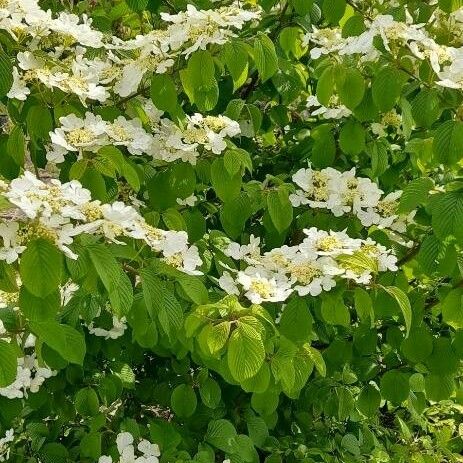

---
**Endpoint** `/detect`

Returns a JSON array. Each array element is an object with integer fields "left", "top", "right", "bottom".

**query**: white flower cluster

[
  {"left": 289, "top": 167, "right": 415, "bottom": 233},
  {"left": 219, "top": 228, "right": 397, "bottom": 304},
  {"left": 0, "top": 429, "right": 13, "bottom": 462},
  {"left": 304, "top": 95, "right": 351, "bottom": 120},
  {"left": 2, "top": 0, "right": 260, "bottom": 102},
  {"left": 0, "top": 353, "right": 55, "bottom": 399},
  {"left": 302, "top": 11, "right": 463, "bottom": 92},
  {"left": 0, "top": 172, "right": 202, "bottom": 275},
  {"left": 98, "top": 432, "right": 160, "bottom": 463},
  {"left": 47, "top": 103, "right": 240, "bottom": 165},
  {"left": 88, "top": 316, "right": 127, "bottom": 340}
]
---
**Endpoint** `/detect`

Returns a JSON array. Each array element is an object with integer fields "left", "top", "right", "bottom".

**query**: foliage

[{"left": 0, "top": 0, "right": 462, "bottom": 462}]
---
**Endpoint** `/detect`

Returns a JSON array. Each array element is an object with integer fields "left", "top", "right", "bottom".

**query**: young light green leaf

[
  {"left": 381, "top": 286, "right": 412, "bottom": 337},
  {"left": 19, "top": 239, "right": 63, "bottom": 298}
]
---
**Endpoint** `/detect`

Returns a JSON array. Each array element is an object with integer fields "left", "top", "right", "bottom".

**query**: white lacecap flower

[
  {"left": 0, "top": 171, "right": 203, "bottom": 275},
  {"left": 219, "top": 221, "right": 399, "bottom": 303}
]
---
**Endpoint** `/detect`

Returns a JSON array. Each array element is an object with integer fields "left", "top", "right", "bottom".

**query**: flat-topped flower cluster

[
  {"left": 3, "top": 0, "right": 260, "bottom": 103},
  {"left": 47, "top": 101, "right": 240, "bottom": 165},
  {"left": 98, "top": 432, "right": 161, "bottom": 463},
  {"left": 303, "top": 11, "right": 463, "bottom": 91},
  {"left": 0, "top": 352, "right": 55, "bottom": 399},
  {"left": 0, "top": 429, "right": 14, "bottom": 462},
  {"left": 0, "top": 172, "right": 202, "bottom": 275},
  {"left": 289, "top": 166, "right": 415, "bottom": 234},
  {"left": 219, "top": 227, "right": 397, "bottom": 304}
]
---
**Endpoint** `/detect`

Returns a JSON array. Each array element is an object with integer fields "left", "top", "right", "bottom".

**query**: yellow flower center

[
  {"left": 66, "top": 128, "right": 94, "bottom": 146},
  {"left": 290, "top": 264, "right": 322, "bottom": 285},
  {"left": 317, "top": 236, "right": 341, "bottom": 252},
  {"left": 250, "top": 280, "right": 272, "bottom": 298}
]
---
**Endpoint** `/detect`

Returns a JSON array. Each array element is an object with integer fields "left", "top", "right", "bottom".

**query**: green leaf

[
  {"left": 425, "top": 374, "right": 455, "bottom": 401},
  {"left": 223, "top": 40, "right": 249, "bottom": 91},
  {"left": 439, "top": 0, "right": 463, "bottom": 13},
  {"left": 354, "top": 288, "right": 374, "bottom": 327},
  {"left": 291, "top": 0, "right": 314, "bottom": 15},
  {"left": 381, "top": 286, "right": 412, "bottom": 337},
  {"left": 339, "top": 120, "right": 365, "bottom": 155},
  {"left": 19, "top": 239, "right": 63, "bottom": 298},
  {"left": 401, "top": 326, "right": 433, "bottom": 363},
  {"left": 7, "top": 125, "right": 25, "bottom": 166},
  {"left": 431, "top": 191, "right": 463, "bottom": 242},
  {"left": 80, "top": 433, "right": 101, "bottom": 460},
  {"left": 0, "top": 340, "right": 18, "bottom": 387},
  {"left": 26, "top": 105, "right": 53, "bottom": 140},
  {"left": 211, "top": 158, "right": 242, "bottom": 203},
  {"left": 0, "top": 48, "right": 13, "bottom": 99},
  {"left": 426, "top": 338, "right": 459, "bottom": 375},
  {"left": 311, "top": 123, "right": 336, "bottom": 168},
  {"left": 380, "top": 370, "right": 410, "bottom": 405},
  {"left": 316, "top": 66, "right": 335, "bottom": 106},
  {"left": 75, "top": 387, "right": 100, "bottom": 416},
  {"left": 267, "top": 187, "right": 293, "bottom": 234},
  {"left": 411, "top": 89, "right": 441, "bottom": 128},
  {"left": 205, "top": 419, "right": 238, "bottom": 453},
  {"left": 321, "top": 295, "right": 350, "bottom": 327},
  {"left": 29, "top": 321, "right": 86, "bottom": 365},
  {"left": 126, "top": 0, "right": 148, "bottom": 10},
  {"left": 279, "top": 297, "right": 313, "bottom": 343},
  {"left": 254, "top": 33, "right": 278, "bottom": 81},
  {"left": 323, "top": 0, "right": 346, "bottom": 24},
  {"left": 220, "top": 193, "right": 252, "bottom": 239},
  {"left": 177, "top": 276, "right": 208, "bottom": 305},
  {"left": 88, "top": 245, "right": 133, "bottom": 316},
  {"left": 247, "top": 416, "right": 269, "bottom": 447},
  {"left": 337, "top": 68, "right": 365, "bottom": 109},
  {"left": 357, "top": 384, "right": 380, "bottom": 417},
  {"left": 19, "top": 287, "right": 60, "bottom": 321},
  {"left": 279, "top": 27, "right": 307, "bottom": 59},
  {"left": 141, "top": 267, "right": 183, "bottom": 339},
  {"left": 227, "top": 322, "right": 265, "bottom": 382},
  {"left": 398, "top": 177, "right": 434, "bottom": 213},
  {"left": 206, "top": 322, "right": 231, "bottom": 355},
  {"left": 171, "top": 384, "right": 197, "bottom": 418},
  {"left": 182, "top": 50, "right": 218, "bottom": 111},
  {"left": 442, "top": 288, "right": 463, "bottom": 330},
  {"left": 372, "top": 68, "right": 403, "bottom": 112},
  {"left": 150, "top": 74, "right": 178, "bottom": 114},
  {"left": 304, "top": 345, "right": 326, "bottom": 377},
  {"left": 39, "top": 443, "right": 69, "bottom": 463},
  {"left": 199, "top": 377, "right": 221, "bottom": 409},
  {"left": 433, "top": 120, "right": 463, "bottom": 164}
]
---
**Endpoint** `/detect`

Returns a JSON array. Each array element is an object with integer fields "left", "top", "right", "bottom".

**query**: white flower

[
  {"left": 225, "top": 235, "right": 260, "bottom": 261},
  {"left": 302, "top": 27, "right": 345, "bottom": 59},
  {"left": 88, "top": 316, "right": 127, "bottom": 340},
  {"left": 0, "top": 222, "right": 26, "bottom": 263},
  {"left": 218, "top": 271, "right": 240, "bottom": 296},
  {"left": 305, "top": 95, "right": 351, "bottom": 120},
  {"left": 176, "top": 194, "right": 197, "bottom": 207},
  {"left": 50, "top": 12, "right": 104, "bottom": 48},
  {"left": 289, "top": 255, "right": 340, "bottom": 297},
  {"left": 50, "top": 112, "right": 108, "bottom": 153},
  {"left": 116, "top": 432, "right": 134, "bottom": 453},
  {"left": 237, "top": 268, "right": 292, "bottom": 304},
  {"left": 106, "top": 116, "right": 153, "bottom": 155},
  {"left": 7, "top": 67, "right": 30, "bottom": 101},
  {"left": 138, "top": 440, "right": 160, "bottom": 457},
  {"left": 300, "top": 228, "right": 361, "bottom": 259}
]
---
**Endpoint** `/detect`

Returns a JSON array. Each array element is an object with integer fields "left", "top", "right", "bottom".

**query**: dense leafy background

[{"left": 0, "top": 0, "right": 463, "bottom": 462}]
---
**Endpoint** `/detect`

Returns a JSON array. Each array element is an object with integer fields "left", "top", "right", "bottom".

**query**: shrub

[{"left": 0, "top": 0, "right": 462, "bottom": 461}]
